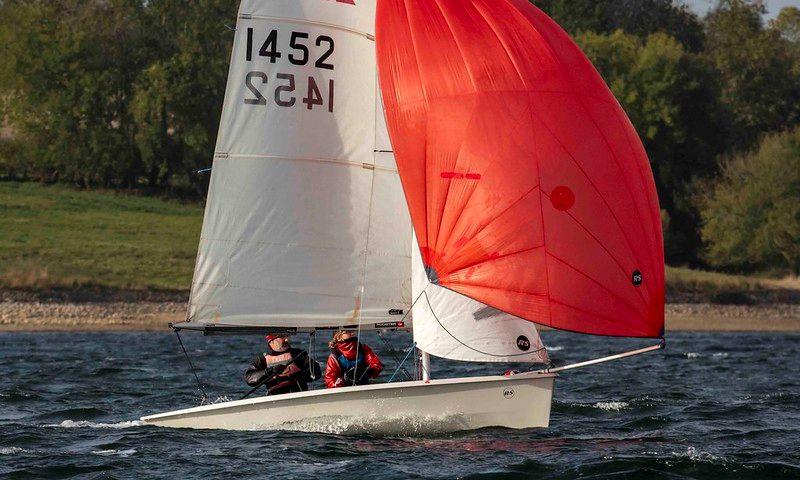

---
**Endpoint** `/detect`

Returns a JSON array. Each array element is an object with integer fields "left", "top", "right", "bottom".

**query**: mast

[{"left": 421, "top": 350, "right": 431, "bottom": 382}]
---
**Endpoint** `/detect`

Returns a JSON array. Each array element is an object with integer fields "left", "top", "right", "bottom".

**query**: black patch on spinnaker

[
  {"left": 632, "top": 270, "right": 643, "bottom": 286},
  {"left": 425, "top": 266, "right": 440, "bottom": 284}
]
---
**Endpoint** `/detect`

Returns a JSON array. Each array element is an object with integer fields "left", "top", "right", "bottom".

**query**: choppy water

[{"left": 1, "top": 331, "right": 799, "bottom": 479}]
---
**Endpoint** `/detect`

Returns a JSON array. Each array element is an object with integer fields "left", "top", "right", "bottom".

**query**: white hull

[{"left": 141, "top": 372, "right": 556, "bottom": 435}]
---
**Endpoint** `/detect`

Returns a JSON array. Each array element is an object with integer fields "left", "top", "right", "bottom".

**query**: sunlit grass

[
  {"left": 1, "top": 181, "right": 797, "bottom": 300},
  {"left": 0, "top": 182, "right": 202, "bottom": 291},
  {"left": 666, "top": 266, "right": 798, "bottom": 301}
]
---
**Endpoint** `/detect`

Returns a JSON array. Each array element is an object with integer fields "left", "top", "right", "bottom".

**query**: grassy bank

[
  {"left": 1, "top": 181, "right": 797, "bottom": 303},
  {"left": 0, "top": 182, "right": 201, "bottom": 292}
]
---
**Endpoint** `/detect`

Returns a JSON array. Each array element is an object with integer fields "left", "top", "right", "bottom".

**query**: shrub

[{"left": 700, "top": 128, "right": 800, "bottom": 274}]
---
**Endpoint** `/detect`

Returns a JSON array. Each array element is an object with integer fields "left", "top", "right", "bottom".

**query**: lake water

[{"left": 1, "top": 331, "right": 799, "bottom": 479}]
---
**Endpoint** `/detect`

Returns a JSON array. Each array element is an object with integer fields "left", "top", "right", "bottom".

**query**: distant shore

[{"left": 1, "top": 289, "right": 797, "bottom": 333}]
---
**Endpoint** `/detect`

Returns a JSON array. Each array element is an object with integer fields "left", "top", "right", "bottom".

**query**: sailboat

[{"left": 141, "top": 0, "right": 664, "bottom": 433}]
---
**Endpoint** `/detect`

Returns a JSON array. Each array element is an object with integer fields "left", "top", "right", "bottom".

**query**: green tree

[
  {"left": 771, "top": 6, "right": 800, "bottom": 77},
  {"left": 531, "top": 0, "right": 704, "bottom": 50},
  {"left": 131, "top": 0, "right": 236, "bottom": 194},
  {"left": 704, "top": 0, "right": 800, "bottom": 147},
  {"left": 576, "top": 30, "right": 726, "bottom": 264},
  {"left": 700, "top": 128, "right": 800, "bottom": 273},
  {"left": 0, "top": 0, "right": 151, "bottom": 187}
]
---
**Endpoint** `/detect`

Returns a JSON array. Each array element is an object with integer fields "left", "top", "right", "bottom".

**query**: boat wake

[
  {"left": 270, "top": 413, "right": 471, "bottom": 436},
  {"left": 46, "top": 419, "right": 145, "bottom": 429}
]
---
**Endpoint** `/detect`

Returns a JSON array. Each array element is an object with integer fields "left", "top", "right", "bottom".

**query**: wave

[
  {"left": 593, "top": 401, "right": 630, "bottom": 411},
  {"left": 672, "top": 446, "right": 726, "bottom": 463},
  {"left": 545, "top": 345, "right": 564, "bottom": 352},
  {"left": 0, "top": 447, "right": 26, "bottom": 455},
  {"left": 46, "top": 419, "right": 144, "bottom": 429},
  {"left": 563, "top": 400, "right": 631, "bottom": 412},
  {"left": 36, "top": 407, "right": 106, "bottom": 421},
  {"left": 92, "top": 449, "right": 137, "bottom": 457},
  {"left": 685, "top": 352, "right": 701, "bottom": 359}
]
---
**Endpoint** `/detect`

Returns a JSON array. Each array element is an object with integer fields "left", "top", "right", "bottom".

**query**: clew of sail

[
  {"left": 376, "top": 0, "right": 665, "bottom": 339},
  {"left": 183, "top": 0, "right": 411, "bottom": 331}
]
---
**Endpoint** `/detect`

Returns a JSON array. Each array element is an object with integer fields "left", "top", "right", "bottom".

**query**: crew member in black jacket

[{"left": 244, "top": 334, "right": 321, "bottom": 396}]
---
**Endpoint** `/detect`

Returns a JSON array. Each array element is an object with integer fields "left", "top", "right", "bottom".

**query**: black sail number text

[
  {"left": 243, "top": 72, "right": 334, "bottom": 112},
  {"left": 246, "top": 28, "right": 334, "bottom": 71},
  {"left": 244, "top": 72, "right": 268, "bottom": 105}
]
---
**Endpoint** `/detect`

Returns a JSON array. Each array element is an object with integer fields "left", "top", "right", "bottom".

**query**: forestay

[
  {"left": 183, "top": 0, "right": 411, "bottom": 331},
  {"left": 376, "top": 0, "right": 665, "bottom": 338},
  {"left": 412, "top": 236, "right": 549, "bottom": 364}
]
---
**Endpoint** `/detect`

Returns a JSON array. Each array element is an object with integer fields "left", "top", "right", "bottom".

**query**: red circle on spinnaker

[{"left": 550, "top": 186, "right": 575, "bottom": 211}]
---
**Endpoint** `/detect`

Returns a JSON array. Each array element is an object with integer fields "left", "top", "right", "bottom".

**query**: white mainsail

[
  {"left": 185, "top": 0, "right": 411, "bottom": 330},
  {"left": 412, "top": 236, "right": 549, "bottom": 364}
]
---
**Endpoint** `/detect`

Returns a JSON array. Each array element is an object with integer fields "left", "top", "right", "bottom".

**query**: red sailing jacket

[{"left": 324, "top": 342, "right": 383, "bottom": 388}]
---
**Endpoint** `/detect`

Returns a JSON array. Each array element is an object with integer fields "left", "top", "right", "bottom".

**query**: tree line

[{"left": 0, "top": 0, "right": 798, "bottom": 274}]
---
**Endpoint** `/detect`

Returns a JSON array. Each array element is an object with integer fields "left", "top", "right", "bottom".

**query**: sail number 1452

[{"left": 243, "top": 28, "right": 334, "bottom": 112}]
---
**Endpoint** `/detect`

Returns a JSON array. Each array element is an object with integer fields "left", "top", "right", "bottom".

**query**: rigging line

[
  {"left": 414, "top": 342, "right": 419, "bottom": 381},
  {"left": 352, "top": 146, "right": 380, "bottom": 385},
  {"left": 354, "top": 289, "right": 363, "bottom": 388},
  {"left": 307, "top": 331, "right": 317, "bottom": 383},
  {"left": 174, "top": 329, "right": 208, "bottom": 403},
  {"left": 377, "top": 331, "right": 414, "bottom": 381},
  {"left": 422, "top": 290, "right": 547, "bottom": 359},
  {"left": 388, "top": 342, "right": 418, "bottom": 383}
]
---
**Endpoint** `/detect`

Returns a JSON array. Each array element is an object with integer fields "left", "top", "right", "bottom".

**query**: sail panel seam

[
  {"left": 239, "top": 14, "right": 374, "bottom": 40},
  {"left": 197, "top": 236, "right": 411, "bottom": 257},
  {"left": 548, "top": 298, "right": 649, "bottom": 337},
  {"left": 531, "top": 109, "right": 655, "bottom": 301},
  {"left": 190, "top": 281, "right": 409, "bottom": 305},
  {"left": 217, "top": 153, "right": 399, "bottom": 173},
  {"left": 545, "top": 252, "right": 646, "bottom": 318}
]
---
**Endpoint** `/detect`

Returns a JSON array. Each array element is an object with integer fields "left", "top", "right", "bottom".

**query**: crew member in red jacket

[{"left": 324, "top": 330, "right": 383, "bottom": 388}]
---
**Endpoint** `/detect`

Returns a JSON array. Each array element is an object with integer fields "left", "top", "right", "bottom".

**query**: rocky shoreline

[{"left": 1, "top": 289, "right": 798, "bottom": 332}]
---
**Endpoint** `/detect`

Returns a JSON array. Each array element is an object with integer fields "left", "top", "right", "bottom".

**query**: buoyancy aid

[
  {"left": 336, "top": 349, "right": 370, "bottom": 386},
  {"left": 264, "top": 349, "right": 305, "bottom": 394},
  {"left": 336, "top": 351, "right": 365, "bottom": 371}
]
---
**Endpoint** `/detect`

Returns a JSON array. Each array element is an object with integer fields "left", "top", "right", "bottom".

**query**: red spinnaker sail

[{"left": 376, "top": 0, "right": 665, "bottom": 338}]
